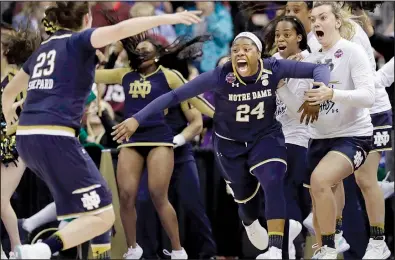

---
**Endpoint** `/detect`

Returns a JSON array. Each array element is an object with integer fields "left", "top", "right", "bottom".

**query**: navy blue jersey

[
  {"left": 134, "top": 57, "right": 331, "bottom": 142},
  {"left": 19, "top": 29, "right": 96, "bottom": 130}
]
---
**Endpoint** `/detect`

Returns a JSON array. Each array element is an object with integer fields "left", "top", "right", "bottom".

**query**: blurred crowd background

[{"left": 1, "top": 1, "right": 394, "bottom": 259}]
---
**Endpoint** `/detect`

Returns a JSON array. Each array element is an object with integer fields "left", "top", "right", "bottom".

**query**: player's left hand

[
  {"left": 111, "top": 117, "right": 139, "bottom": 143},
  {"left": 297, "top": 101, "right": 320, "bottom": 125},
  {"left": 304, "top": 82, "right": 334, "bottom": 106},
  {"left": 4, "top": 98, "right": 24, "bottom": 134}
]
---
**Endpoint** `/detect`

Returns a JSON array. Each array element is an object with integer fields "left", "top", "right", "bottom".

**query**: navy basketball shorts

[
  {"left": 371, "top": 109, "right": 393, "bottom": 153},
  {"left": 16, "top": 135, "right": 113, "bottom": 220},
  {"left": 213, "top": 131, "right": 287, "bottom": 204},
  {"left": 304, "top": 136, "right": 372, "bottom": 187},
  {"left": 118, "top": 124, "right": 173, "bottom": 157}
]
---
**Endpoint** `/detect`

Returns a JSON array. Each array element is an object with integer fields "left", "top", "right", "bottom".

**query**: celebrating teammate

[
  {"left": 1, "top": 26, "right": 41, "bottom": 259},
  {"left": 111, "top": 31, "right": 330, "bottom": 259},
  {"left": 1, "top": 2, "right": 202, "bottom": 259},
  {"left": 295, "top": 2, "right": 375, "bottom": 258}
]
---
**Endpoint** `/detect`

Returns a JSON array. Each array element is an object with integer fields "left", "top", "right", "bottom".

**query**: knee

[
  {"left": 118, "top": 187, "right": 136, "bottom": 209},
  {"left": 149, "top": 188, "right": 168, "bottom": 208},
  {"left": 310, "top": 172, "right": 332, "bottom": 196},
  {"left": 96, "top": 208, "right": 115, "bottom": 229},
  {"left": 255, "top": 162, "right": 286, "bottom": 189},
  {"left": 355, "top": 172, "right": 374, "bottom": 191}
]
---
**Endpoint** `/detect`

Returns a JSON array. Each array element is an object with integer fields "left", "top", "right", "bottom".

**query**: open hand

[
  {"left": 297, "top": 100, "right": 320, "bottom": 125},
  {"left": 304, "top": 82, "right": 334, "bottom": 106},
  {"left": 4, "top": 98, "right": 24, "bottom": 134},
  {"left": 165, "top": 10, "right": 202, "bottom": 26},
  {"left": 111, "top": 117, "right": 139, "bottom": 143}
]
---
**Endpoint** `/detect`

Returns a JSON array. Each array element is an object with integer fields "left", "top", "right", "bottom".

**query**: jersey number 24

[
  {"left": 32, "top": 50, "right": 57, "bottom": 79},
  {"left": 236, "top": 101, "right": 265, "bottom": 122}
]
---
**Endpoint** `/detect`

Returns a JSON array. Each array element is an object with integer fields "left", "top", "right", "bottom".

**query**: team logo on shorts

[
  {"left": 353, "top": 150, "right": 364, "bottom": 169},
  {"left": 225, "top": 73, "right": 236, "bottom": 84},
  {"left": 334, "top": 49, "right": 343, "bottom": 58}
]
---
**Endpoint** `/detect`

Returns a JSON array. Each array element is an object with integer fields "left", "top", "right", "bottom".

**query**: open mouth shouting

[
  {"left": 278, "top": 45, "right": 287, "bottom": 53},
  {"left": 315, "top": 30, "right": 325, "bottom": 40},
  {"left": 236, "top": 59, "right": 249, "bottom": 73}
]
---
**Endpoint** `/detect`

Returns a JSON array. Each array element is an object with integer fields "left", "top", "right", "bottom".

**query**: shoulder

[{"left": 340, "top": 39, "right": 365, "bottom": 55}]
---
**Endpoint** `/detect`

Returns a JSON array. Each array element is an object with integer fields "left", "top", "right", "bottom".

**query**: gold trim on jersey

[
  {"left": 370, "top": 148, "right": 392, "bottom": 153},
  {"left": 374, "top": 125, "right": 392, "bottom": 130},
  {"left": 232, "top": 59, "right": 265, "bottom": 86},
  {"left": 16, "top": 125, "right": 76, "bottom": 137},
  {"left": 249, "top": 158, "right": 287, "bottom": 174},
  {"left": 235, "top": 182, "right": 260, "bottom": 204},
  {"left": 57, "top": 204, "right": 113, "bottom": 221},
  {"left": 117, "top": 142, "right": 174, "bottom": 149},
  {"left": 329, "top": 150, "right": 354, "bottom": 172},
  {"left": 41, "top": 34, "right": 72, "bottom": 45},
  {"left": 72, "top": 184, "right": 102, "bottom": 195}
]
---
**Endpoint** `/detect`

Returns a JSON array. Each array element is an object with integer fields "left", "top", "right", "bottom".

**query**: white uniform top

[
  {"left": 274, "top": 52, "right": 310, "bottom": 148},
  {"left": 310, "top": 20, "right": 391, "bottom": 114},
  {"left": 293, "top": 39, "right": 374, "bottom": 139},
  {"left": 375, "top": 57, "right": 394, "bottom": 88}
]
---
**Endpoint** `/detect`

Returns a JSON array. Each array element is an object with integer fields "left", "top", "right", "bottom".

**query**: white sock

[{"left": 23, "top": 202, "right": 57, "bottom": 233}]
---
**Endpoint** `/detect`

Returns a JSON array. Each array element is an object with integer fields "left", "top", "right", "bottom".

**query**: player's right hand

[
  {"left": 297, "top": 101, "right": 319, "bottom": 125},
  {"left": 164, "top": 10, "right": 202, "bottom": 26},
  {"left": 111, "top": 117, "right": 139, "bottom": 143}
]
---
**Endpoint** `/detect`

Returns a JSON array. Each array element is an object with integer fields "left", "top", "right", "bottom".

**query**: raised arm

[
  {"left": 273, "top": 58, "right": 331, "bottom": 86},
  {"left": 133, "top": 69, "right": 219, "bottom": 124},
  {"left": 112, "top": 69, "right": 220, "bottom": 142},
  {"left": 90, "top": 11, "right": 202, "bottom": 49},
  {"left": 374, "top": 57, "right": 394, "bottom": 88}
]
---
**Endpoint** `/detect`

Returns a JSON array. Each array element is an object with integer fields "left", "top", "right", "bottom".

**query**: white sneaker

[
  {"left": 243, "top": 219, "right": 269, "bottom": 250},
  {"left": 163, "top": 248, "right": 188, "bottom": 259},
  {"left": 303, "top": 212, "right": 315, "bottom": 235},
  {"left": 14, "top": 243, "right": 51, "bottom": 259},
  {"left": 335, "top": 231, "right": 350, "bottom": 253},
  {"left": 362, "top": 238, "right": 391, "bottom": 259},
  {"left": 312, "top": 245, "right": 337, "bottom": 259},
  {"left": 289, "top": 220, "right": 302, "bottom": 259},
  {"left": 8, "top": 252, "right": 15, "bottom": 260},
  {"left": 379, "top": 171, "right": 394, "bottom": 200},
  {"left": 123, "top": 244, "right": 143, "bottom": 259},
  {"left": 256, "top": 246, "right": 282, "bottom": 259}
]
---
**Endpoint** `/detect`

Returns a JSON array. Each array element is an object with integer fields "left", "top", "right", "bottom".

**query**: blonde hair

[
  {"left": 313, "top": 1, "right": 356, "bottom": 40},
  {"left": 130, "top": 3, "right": 155, "bottom": 18}
]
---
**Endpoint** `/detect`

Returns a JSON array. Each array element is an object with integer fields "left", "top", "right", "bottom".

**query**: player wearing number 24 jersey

[{"left": 113, "top": 32, "right": 330, "bottom": 258}]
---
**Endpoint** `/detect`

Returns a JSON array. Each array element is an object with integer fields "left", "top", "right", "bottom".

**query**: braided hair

[{"left": 102, "top": 11, "right": 211, "bottom": 79}]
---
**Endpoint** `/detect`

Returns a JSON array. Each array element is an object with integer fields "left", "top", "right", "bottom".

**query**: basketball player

[
  {"left": 1, "top": 27, "right": 41, "bottom": 259},
  {"left": 1, "top": 2, "right": 202, "bottom": 258},
  {"left": 266, "top": 15, "right": 314, "bottom": 259},
  {"left": 136, "top": 99, "right": 217, "bottom": 259},
  {"left": 94, "top": 33, "right": 212, "bottom": 259},
  {"left": 295, "top": 2, "right": 375, "bottom": 258},
  {"left": 112, "top": 31, "right": 330, "bottom": 259}
]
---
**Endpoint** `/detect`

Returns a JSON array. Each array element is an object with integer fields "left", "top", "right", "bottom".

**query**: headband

[{"left": 233, "top": 32, "right": 262, "bottom": 52}]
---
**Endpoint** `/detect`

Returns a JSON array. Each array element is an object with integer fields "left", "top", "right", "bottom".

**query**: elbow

[{"left": 365, "top": 92, "right": 375, "bottom": 108}]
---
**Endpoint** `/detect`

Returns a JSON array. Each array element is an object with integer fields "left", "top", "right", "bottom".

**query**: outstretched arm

[
  {"left": 112, "top": 68, "right": 220, "bottom": 142},
  {"left": 90, "top": 11, "right": 202, "bottom": 49},
  {"left": 133, "top": 69, "right": 219, "bottom": 124},
  {"left": 273, "top": 58, "right": 331, "bottom": 86}
]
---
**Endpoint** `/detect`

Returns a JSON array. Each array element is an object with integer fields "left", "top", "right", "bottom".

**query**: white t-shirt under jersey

[
  {"left": 274, "top": 51, "right": 311, "bottom": 148},
  {"left": 310, "top": 20, "right": 391, "bottom": 114},
  {"left": 297, "top": 39, "right": 375, "bottom": 139}
]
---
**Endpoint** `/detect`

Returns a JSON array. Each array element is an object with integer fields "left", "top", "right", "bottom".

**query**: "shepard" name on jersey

[
  {"left": 28, "top": 79, "right": 54, "bottom": 90},
  {"left": 228, "top": 89, "right": 272, "bottom": 102}
]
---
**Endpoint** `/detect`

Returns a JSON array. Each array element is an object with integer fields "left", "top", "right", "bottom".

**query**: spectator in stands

[
  {"left": 129, "top": 2, "right": 177, "bottom": 44},
  {"left": 175, "top": 2, "right": 233, "bottom": 73}
]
